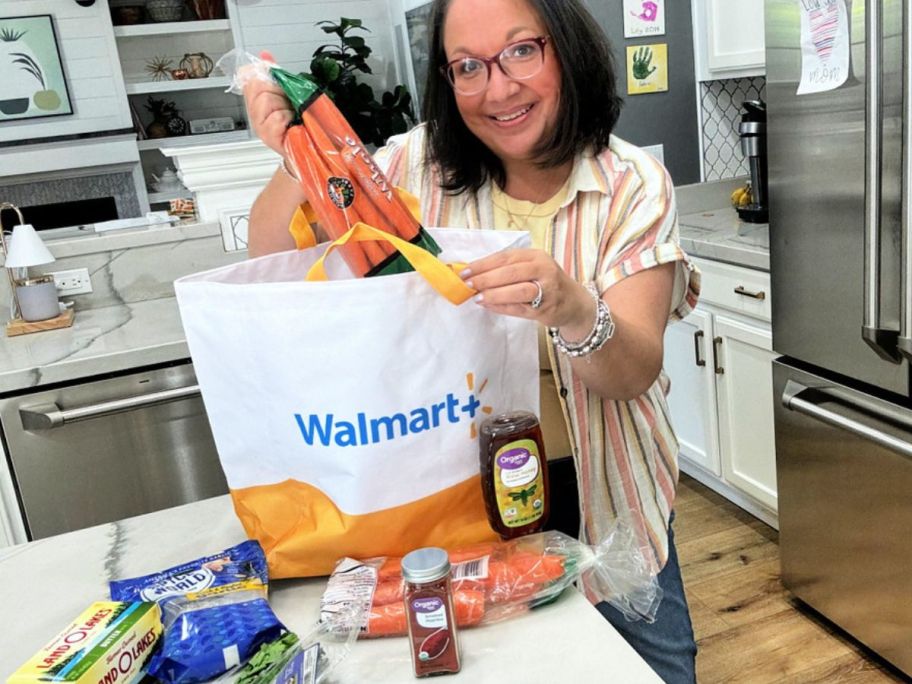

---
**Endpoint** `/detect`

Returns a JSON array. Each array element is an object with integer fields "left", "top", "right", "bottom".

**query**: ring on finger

[{"left": 530, "top": 280, "right": 544, "bottom": 309}]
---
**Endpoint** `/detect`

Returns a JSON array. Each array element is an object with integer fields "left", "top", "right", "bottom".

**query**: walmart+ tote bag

[{"left": 175, "top": 226, "right": 539, "bottom": 578}]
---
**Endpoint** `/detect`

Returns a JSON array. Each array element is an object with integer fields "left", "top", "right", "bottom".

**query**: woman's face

[{"left": 442, "top": 0, "right": 561, "bottom": 170}]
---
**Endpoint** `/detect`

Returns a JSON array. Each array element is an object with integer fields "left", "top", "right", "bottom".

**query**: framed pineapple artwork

[{"left": 0, "top": 14, "right": 73, "bottom": 122}]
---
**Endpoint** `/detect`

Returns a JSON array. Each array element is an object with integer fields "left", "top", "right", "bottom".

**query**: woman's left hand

[{"left": 460, "top": 248, "right": 594, "bottom": 331}]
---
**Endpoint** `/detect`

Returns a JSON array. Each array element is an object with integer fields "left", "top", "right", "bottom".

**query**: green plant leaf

[
  {"left": 316, "top": 20, "right": 344, "bottom": 37},
  {"left": 339, "top": 17, "right": 365, "bottom": 32},
  {"left": 311, "top": 56, "right": 341, "bottom": 84},
  {"left": 313, "top": 45, "right": 345, "bottom": 59},
  {"left": 342, "top": 36, "right": 366, "bottom": 49}
]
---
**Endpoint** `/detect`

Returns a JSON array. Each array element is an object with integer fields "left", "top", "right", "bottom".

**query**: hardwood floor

[{"left": 675, "top": 475, "right": 910, "bottom": 684}]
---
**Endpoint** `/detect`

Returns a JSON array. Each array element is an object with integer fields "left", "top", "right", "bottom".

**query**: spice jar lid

[{"left": 401, "top": 547, "right": 450, "bottom": 584}]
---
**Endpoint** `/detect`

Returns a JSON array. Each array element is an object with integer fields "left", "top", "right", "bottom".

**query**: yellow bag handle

[{"left": 305, "top": 223, "right": 475, "bottom": 305}]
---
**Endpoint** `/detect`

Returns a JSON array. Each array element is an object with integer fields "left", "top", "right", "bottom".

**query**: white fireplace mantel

[{"left": 162, "top": 139, "right": 280, "bottom": 225}]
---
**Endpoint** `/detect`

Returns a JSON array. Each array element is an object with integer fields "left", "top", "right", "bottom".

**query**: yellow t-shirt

[{"left": 491, "top": 181, "right": 574, "bottom": 461}]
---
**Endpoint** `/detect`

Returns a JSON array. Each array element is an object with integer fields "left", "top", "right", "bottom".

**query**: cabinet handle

[
  {"left": 693, "top": 330, "right": 706, "bottom": 367},
  {"left": 734, "top": 285, "right": 766, "bottom": 300},
  {"left": 712, "top": 336, "right": 724, "bottom": 375}
]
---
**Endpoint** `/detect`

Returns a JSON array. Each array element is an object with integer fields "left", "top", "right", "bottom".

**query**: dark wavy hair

[{"left": 422, "top": 0, "right": 623, "bottom": 195}]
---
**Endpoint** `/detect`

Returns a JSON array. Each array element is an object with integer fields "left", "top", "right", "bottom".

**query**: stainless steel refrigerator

[{"left": 767, "top": 0, "right": 911, "bottom": 676}]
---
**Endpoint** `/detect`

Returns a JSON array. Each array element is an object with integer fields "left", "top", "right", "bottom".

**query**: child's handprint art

[
  {"left": 625, "top": 43, "right": 667, "bottom": 94},
  {"left": 630, "top": 1, "right": 659, "bottom": 22},
  {"left": 632, "top": 46, "right": 657, "bottom": 80}
]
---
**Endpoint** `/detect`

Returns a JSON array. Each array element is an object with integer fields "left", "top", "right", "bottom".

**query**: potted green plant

[{"left": 306, "top": 17, "right": 414, "bottom": 148}]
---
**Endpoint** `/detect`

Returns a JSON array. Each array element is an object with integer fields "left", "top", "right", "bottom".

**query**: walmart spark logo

[{"left": 294, "top": 372, "right": 493, "bottom": 447}]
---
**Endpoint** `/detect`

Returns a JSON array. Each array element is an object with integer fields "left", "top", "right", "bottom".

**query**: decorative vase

[
  {"left": 146, "top": 0, "right": 184, "bottom": 22},
  {"left": 179, "top": 52, "right": 214, "bottom": 79}
]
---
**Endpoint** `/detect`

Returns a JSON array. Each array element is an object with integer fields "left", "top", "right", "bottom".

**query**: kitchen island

[{"left": 0, "top": 495, "right": 662, "bottom": 683}]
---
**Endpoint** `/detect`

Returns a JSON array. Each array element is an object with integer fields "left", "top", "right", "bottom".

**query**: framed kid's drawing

[{"left": 0, "top": 14, "right": 73, "bottom": 122}]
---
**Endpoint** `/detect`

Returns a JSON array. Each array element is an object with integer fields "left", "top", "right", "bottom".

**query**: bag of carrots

[
  {"left": 221, "top": 49, "right": 439, "bottom": 278},
  {"left": 318, "top": 527, "right": 662, "bottom": 638}
]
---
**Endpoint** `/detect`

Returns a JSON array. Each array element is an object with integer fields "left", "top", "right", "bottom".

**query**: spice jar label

[
  {"left": 411, "top": 597, "right": 448, "bottom": 629},
  {"left": 493, "top": 438, "right": 545, "bottom": 528}
]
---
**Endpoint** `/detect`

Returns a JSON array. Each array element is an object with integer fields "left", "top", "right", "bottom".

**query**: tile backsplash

[{"left": 700, "top": 77, "right": 766, "bottom": 181}]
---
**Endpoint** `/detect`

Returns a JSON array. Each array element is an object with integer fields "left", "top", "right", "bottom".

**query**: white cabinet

[
  {"left": 692, "top": 0, "right": 766, "bottom": 81},
  {"left": 664, "top": 257, "right": 778, "bottom": 526},
  {"left": 665, "top": 308, "right": 720, "bottom": 476},
  {"left": 714, "top": 315, "right": 778, "bottom": 511}
]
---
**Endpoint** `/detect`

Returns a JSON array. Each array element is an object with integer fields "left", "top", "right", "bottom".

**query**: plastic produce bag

[
  {"left": 215, "top": 609, "right": 360, "bottom": 684},
  {"left": 319, "top": 525, "right": 662, "bottom": 638},
  {"left": 110, "top": 541, "right": 285, "bottom": 684},
  {"left": 218, "top": 49, "right": 439, "bottom": 278}
]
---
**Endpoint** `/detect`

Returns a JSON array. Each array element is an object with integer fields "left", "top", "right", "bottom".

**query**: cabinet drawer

[{"left": 694, "top": 257, "right": 771, "bottom": 322}]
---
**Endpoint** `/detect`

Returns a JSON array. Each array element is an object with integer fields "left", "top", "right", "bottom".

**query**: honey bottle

[{"left": 478, "top": 411, "right": 550, "bottom": 539}]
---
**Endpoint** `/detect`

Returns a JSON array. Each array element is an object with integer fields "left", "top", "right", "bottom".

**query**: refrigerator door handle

[
  {"left": 863, "top": 0, "right": 902, "bottom": 362},
  {"left": 781, "top": 380, "right": 912, "bottom": 460},
  {"left": 900, "top": 0, "right": 912, "bottom": 360}
]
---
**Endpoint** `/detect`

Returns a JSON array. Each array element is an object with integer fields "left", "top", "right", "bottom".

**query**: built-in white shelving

[
  {"left": 113, "top": 20, "right": 230, "bottom": 38},
  {"left": 136, "top": 129, "right": 249, "bottom": 151},
  {"left": 125, "top": 76, "right": 231, "bottom": 95},
  {"left": 147, "top": 190, "right": 193, "bottom": 203}
]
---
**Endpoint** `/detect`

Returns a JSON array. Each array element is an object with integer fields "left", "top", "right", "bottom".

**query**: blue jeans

[{"left": 596, "top": 513, "right": 697, "bottom": 683}]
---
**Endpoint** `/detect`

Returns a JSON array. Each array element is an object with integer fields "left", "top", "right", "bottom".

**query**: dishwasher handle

[
  {"left": 19, "top": 384, "right": 202, "bottom": 430},
  {"left": 781, "top": 380, "right": 912, "bottom": 460}
]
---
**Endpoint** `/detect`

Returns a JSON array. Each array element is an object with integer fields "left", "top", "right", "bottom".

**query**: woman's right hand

[{"left": 243, "top": 50, "right": 294, "bottom": 156}]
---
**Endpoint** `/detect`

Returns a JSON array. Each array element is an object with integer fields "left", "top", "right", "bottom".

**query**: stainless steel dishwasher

[{"left": 0, "top": 360, "right": 228, "bottom": 540}]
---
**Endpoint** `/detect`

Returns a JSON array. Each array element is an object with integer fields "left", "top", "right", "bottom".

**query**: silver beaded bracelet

[{"left": 548, "top": 284, "right": 615, "bottom": 357}]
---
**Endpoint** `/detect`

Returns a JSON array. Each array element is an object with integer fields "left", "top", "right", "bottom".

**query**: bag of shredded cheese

[{"left": 110, "top": 541, "right": 285, "bottom": 684}]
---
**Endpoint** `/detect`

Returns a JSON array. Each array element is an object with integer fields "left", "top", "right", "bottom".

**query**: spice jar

[
  {"left": 401, "top": 547, "right": 461, "bottom": 677},
  {"left": 479, "top": 411, "right": 550, "bottom": 539}
]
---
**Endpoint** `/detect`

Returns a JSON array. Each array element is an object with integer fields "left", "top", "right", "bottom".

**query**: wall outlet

[{"left": 50, "top": 268, "right": 93, "bottom": 295}]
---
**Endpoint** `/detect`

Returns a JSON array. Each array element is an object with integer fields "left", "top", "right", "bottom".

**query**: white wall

[
  {"left": 232, "top": 0, "right": 401, "bottom": 92},
  {"left": 0, "top": 0, "right": 132, "bottom": 143}
]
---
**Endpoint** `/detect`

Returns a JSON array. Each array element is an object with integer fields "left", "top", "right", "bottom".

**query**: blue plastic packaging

[{"left": 110, "top": 540, "right": 285, "bottom": 684}]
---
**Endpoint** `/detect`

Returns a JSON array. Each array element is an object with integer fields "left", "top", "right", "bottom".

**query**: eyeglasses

[{"left": 441, "top": 35, "right": 549, "bottom": 96}]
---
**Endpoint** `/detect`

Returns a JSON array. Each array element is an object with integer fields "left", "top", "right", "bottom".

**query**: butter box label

[{"left": 8, "top": 601, "right": 161, "bottom": 684}]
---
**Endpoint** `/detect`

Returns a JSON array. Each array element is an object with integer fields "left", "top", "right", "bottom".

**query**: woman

[{"left": 244, "top": 0, "right": 700, "bottom": 680}]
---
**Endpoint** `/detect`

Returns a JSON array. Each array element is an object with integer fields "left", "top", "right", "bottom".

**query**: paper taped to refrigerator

[{"left": 797, "top": 0, "right": 849, "bottom": 95}]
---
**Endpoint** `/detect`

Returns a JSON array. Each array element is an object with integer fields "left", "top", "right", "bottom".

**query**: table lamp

[{"left": 0, "top": 202, "right": 73, "bottom": 335}]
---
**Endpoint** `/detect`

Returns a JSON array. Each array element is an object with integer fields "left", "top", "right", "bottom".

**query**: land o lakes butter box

[{"left": 7, "top": 602, "right": 161, "bottom": 684}]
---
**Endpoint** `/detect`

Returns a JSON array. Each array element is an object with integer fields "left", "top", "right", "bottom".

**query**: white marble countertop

[
  {"left": 0, "top": 495, "right": 661, "bottom": 683},
  {"left": 679, "top": 206, "right": 770, "bottom": 272},
  {"left": 0, "top": 297, "right": 188, "bottom": 394}
]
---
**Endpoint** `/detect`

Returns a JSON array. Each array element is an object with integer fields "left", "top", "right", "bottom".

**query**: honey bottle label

[{"left": 492, "top": 438, "right": 545, "bottom": 528}]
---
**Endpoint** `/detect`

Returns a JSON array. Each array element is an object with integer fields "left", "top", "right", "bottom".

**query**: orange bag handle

[{"left": 305, "top": 223, "right": 475, "bottom": 305}]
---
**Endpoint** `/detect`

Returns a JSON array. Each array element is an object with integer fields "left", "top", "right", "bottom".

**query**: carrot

[
  {"left": 377, "top": 557, "right": 402, "bottom": 582},
  {"left": 305, "top": 99, "right": 423, "bottom": 243},
  {"left": 372, "top": 579, "right": 404, "bottom": 606},
  {"left": 366, "top": 601, "right": 407, "bottom": 637},
  {"left": 448, "top": 544, "right": 497, "bottom": 564},
  {"left": 365, "top": 590, "right": 486, "bottom": 637},
  {"left": 284, "top": 126, "right": 373, "bottom": 276},
  {"left": 454, "top": 589, "right": 486, "bottom": 626},
  {"left": 508, "top": 552, "right": 566, "bottom": 584},
  {"left": 300, "top": 110, "right": 393, "bottom": 268},
  {"left": 302, "top": 109, "right": 398, "bottom": 261},
  {"left": 338, "top": 143, "right": 422, "bottom": 243},
  {"left": 484, "top": 554, "right": 566, "bottom": 604}
]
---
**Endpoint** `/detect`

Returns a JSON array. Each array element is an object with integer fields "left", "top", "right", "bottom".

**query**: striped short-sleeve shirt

[{"left": 374, "top": 124, "right": 701, "bottom": 594}]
